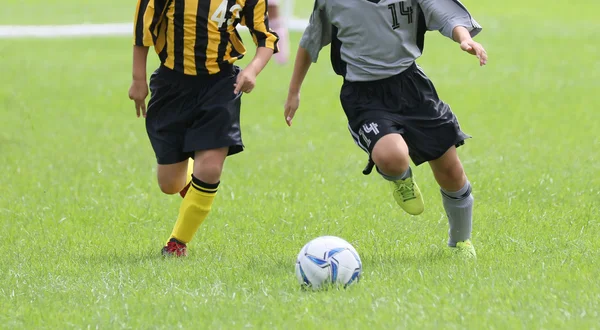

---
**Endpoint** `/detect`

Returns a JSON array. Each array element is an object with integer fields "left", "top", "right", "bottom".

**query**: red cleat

[{"left": 161, "top": 239, "right": 187, "bottom": 257}]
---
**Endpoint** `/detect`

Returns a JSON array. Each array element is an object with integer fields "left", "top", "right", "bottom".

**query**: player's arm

[
  {"left": 130, "top": 46, "right": 150, "bottom": 117},
  {"left": 284, "top": 0, "right": 331, "bottom": 126},
  {"left": 452, "top": 26, "right": 487, "bottom": 66},
  {"left": 235, "top": 0, "right": 278, "bottom": 94},
  {"left": 129, "top": 0, "right": 156, "bottom": 117},
  {"left": 285, "top": 47, "right": 312, "bottom": 126},
  {"left": 418, "top": 0, "right": 487, "bottom": 66}
]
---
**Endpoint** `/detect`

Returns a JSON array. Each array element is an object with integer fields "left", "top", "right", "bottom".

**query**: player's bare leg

[
  {"left": 156, "top": 159, "right": 191, "bottom": 195},
  {"left": 268, "top": 1, "right": 289, "bottom": 64},
  {"left": 192, "top": 148, "right": 228, "bottom": 184},
  {"left": 429, "top": 146, "right": 476, "bottom": 258},
  {"left": 162, "top": 147, "right": 228, "bottom": 257},
  {"left": 371, "top": 133, "right": 424, "bottom": 215}
]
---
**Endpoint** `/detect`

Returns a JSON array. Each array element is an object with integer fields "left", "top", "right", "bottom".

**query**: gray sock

[
  {"left": 441, "top": 181, "right": 474, "bottom": 247},
  {"left": 378, "top": 166, "right": 412, "bottom": 182}
]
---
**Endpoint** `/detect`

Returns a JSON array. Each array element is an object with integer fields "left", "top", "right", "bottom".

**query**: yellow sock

[
  {"left": 185, "top": 160, "right": 194, "bottom": 185},
  {"left": 169, "top": 177, "right": 218, "bottom": 244},
  {"left": 179, "top": 159, "right": 195, "bottom": 198}
]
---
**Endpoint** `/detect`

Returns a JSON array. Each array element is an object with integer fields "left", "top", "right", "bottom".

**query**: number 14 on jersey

[{"left": 388, "top": 2, "right": 413, "bottom": 29}]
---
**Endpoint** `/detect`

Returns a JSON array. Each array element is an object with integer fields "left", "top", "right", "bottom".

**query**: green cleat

[
  {"left": 390, "top": 176, "right": 424, "bottom": 215},
  {"left": 453, "top": 240, "right": 476, "bottom": 259}
]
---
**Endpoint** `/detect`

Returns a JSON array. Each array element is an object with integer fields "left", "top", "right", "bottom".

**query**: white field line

[{"left": 0, "top": 19, "right": 308, "bottom": 38}]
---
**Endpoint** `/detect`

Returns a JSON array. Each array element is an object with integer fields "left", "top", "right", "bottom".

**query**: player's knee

[
  {"left": 372, "top": 149, "right": 410, "bottom": 176},
  {"left": 193, "top": 148, "right": 228, "bottom": 184},
  {"left": 194, "top": 164, "right": 223, "bottom": 184},
  {"left": 370, "top": 133, "right": 410, "bottom": 176},
  {"left": 447, "top": 162, "right": 465, "bottom": 183},
  {"left": 193, "top": 157, "right": 224, "bottom": 184},
  {"left": 158, "top": 180, "right": 184, "bottom": 195},
  {"left": 436, "top": 162, "right": 465, "bottom": 186}
]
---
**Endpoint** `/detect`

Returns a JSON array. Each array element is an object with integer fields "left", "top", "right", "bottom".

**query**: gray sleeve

[
  {"left": 417, "top": 0, "right": 482, "bottom": 39},
  {"left": 298, "top": 0, "right": 332, "bottom": 63}
]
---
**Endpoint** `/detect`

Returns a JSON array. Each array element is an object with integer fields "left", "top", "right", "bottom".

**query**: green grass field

[{"left": 1, "top": 0, "right": 600, "bottom": 328}]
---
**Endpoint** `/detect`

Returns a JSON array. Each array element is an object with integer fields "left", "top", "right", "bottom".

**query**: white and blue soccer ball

[{"left": 295, "top": 236, "right": 362, "bottom": 290}]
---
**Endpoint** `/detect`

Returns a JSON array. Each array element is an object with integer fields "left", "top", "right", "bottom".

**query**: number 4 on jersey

[
  {"left": 211, "top": 0, "right": 242, "bottom": 28},
  {"left": 388, "top": 2, "right": 413, "bottom": 29}
]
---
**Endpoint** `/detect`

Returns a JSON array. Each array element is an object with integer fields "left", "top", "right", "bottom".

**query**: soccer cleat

[
  {"left": 390, "top": 177, "right": 424, "bottom": 215},
  {"left": 453, "top": 239, "right": 476, "bottom": 259},
  {"left": 161, "top": 238, "right": 187, "bottom": 257}
]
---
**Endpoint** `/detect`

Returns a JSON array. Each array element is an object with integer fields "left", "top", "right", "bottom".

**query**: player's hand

[
  {"left": 234, "top": 68, "right": 257, "bottom": 94},
  {"left": 128, "top": 79, "right": 149, "bottom": 118},
  {"left": 284, "top": 92, "right": 300, "bottom": 126},
  {"left": 460, "top": 40, "right": 488, "bottom": 66}
]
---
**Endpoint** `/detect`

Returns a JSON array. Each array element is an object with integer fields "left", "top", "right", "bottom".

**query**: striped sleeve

[
  {"left": 133, "top": 0, "right": 155, "bottom": 47},
  {"left": 417, "top": 0, "right": 482, "bottom": 39},
  {"left": 241, "top": 0, "right": 279, "bottom": 52}
]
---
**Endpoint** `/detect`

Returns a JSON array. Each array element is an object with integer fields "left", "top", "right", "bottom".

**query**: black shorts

[
  {"left": 145, "top": 65, "right": 243, "bottom": 165},
  {"left": 341, "top": 63, "right": 470, "bottom": 168}
]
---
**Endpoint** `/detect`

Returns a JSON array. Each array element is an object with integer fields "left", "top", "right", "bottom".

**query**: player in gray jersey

[{"left": 284, "top": 0, "right": 487, "bottom": 258}]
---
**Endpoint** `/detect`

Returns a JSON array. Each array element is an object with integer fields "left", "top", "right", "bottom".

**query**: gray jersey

[{"left": 300, "top": 0, "right": 482, "bottom": 82}]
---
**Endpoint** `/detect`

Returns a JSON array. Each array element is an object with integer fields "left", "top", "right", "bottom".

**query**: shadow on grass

[
  {"left": 360, "top": 245, "right": 454, "bottom": 268},
  {"left": 81, "top": 247, "right": 167, "bottom": 267}
]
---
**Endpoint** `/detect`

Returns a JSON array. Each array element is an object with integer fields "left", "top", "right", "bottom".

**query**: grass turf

[{"left": 1, "top": 0, "right": 600, "bottom": 328}]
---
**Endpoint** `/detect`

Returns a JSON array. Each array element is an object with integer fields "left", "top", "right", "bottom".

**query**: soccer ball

[{"left": 295, "top": 236, "right": 362, "bottom": 290}]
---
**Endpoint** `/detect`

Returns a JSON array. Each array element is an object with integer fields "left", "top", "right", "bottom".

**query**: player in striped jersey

[{"left": 128, "top": 0, "right": 279, "bottom": 257}]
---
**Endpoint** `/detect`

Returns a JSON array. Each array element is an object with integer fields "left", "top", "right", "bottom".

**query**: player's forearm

[
  {"left": 288, "top": 47, "right": 312, "bottom": 95},
  {"left": 245, "top": 46, "right": 274, "bottom": 76},
  {"left": 452, "top": 26, "right": 473, "bottom": 43},
  {"left": 132, "top": 45, "right": 149, "bottom": 81}
]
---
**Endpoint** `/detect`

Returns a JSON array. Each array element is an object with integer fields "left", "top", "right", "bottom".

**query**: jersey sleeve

[
  {"left": 241, "top": 0, "right": 280, "bottom": 52},
  {"left": 299, "top": 0, "right": 332, "bottom": 63},
  {"left": 417, "top": 0, "right": 482, "bottom": 39},
  {"left": 133, "top": 0, "right": 156, "bottom": 47}
]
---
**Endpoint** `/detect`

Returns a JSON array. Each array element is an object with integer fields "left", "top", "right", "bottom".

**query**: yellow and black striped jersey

[{"left": 134, "top": 0, "right": 279, "bottom": 75}]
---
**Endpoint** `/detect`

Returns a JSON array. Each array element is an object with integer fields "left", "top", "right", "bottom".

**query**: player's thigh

[
  {"left": 349, "top": 119, "right": 408, "bottom": 159},
  {"left": 371, "top": 133, "right": 409, "bottom": 158}
]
